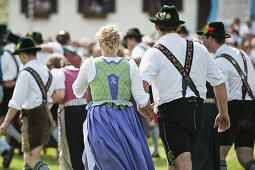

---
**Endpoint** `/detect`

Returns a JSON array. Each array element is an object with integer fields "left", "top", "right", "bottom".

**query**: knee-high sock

[
  {"left": 23, "top": 163, "right": 32, "bottom": 170},
  {"left": 220, "top": 160, "right": 227, "bottom": 170},
  {"left": 34, "top": 161, "right": 49, "bottom": 170},
  {"left": 0, "top": 139, "right": 10, "bottom": 155},
  {"left": 6, "top": 124, "right": 21, "bottom": 143},
  {"left": 245, "top": 159, "right": 255, "bottom": 170},
  {"left": 52, "top": 126, "right": 58, "bottom": 142},
  {"left": 149, "top": 125, "right": 158, "bottom": 154}
]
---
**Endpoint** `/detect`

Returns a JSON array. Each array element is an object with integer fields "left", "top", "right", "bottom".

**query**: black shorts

[
  {"left": 158, "top": 97, "right": 204, "bottom": 165},
  {"left": 221, "top": 100, "right": 255, "bottom": 148}
]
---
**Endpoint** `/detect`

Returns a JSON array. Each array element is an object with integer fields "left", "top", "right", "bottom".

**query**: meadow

[{"left": 0, "top": 138, "right": 248, "bottom": 170}]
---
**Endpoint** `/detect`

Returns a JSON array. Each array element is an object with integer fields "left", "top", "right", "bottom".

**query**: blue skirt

[{"left": 82, "top": 104, "right": 155, "bottom": 170}]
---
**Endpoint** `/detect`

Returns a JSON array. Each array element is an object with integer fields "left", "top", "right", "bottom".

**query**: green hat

[
  {"left": 13, "top": 37, "right": 41, "bottom": 55},
  {"left": 124, "top": 28, "right": 143, "bottom": 39},
  {"left": 197, "top": 22, "right": 231, "bottom": 38},
  {"left": 149, "top": 5, "right": 185, "bottom": 26}
]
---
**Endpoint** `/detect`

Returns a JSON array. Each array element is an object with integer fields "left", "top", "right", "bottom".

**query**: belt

[{"left": 204, "top": 98, "right": 214, "bottom": 104}]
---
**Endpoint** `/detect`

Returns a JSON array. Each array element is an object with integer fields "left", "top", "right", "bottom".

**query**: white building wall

[{"left": 8, "top": 0, "right": 198, "bottom": 42}]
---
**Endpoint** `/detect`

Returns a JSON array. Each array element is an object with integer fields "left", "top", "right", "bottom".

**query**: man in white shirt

[
  {"left": 124, "top": 28, "right": 147, "bottom": 65},
  {"left": 139, "top": 5, "right": 230, "bottom": 170},
  {"left": 199, "top": 21, "right": 255, "bottom": 170},
  {"left": 0, "top": 31, "right": 22, "bottom": 145},
  {"left": 0, "top": 37, "right": 56, "bottom": 170}
]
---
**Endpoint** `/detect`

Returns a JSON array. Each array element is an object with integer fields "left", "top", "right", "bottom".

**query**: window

[
  {"left": 143, "top": 0, "right": 183, "bottom": 16},
  {"left": 78, "top": 0, "right": 115, "bottom": 18},
  {"left": 21, "top": 0, "right": 57, "bottom": 18}
]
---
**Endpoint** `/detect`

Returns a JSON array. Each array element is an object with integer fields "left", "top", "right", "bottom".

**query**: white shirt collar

[
  {"left": 158, "top": 33, "right": 180, "bottom": 43},
  {"left": 24, "top": 59, "right": 39, "bottom": 68},
  {"left": 215, "top": 44, "right": 228, "bottom": 57}
]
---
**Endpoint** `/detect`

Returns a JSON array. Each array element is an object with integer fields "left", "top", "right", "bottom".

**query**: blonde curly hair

[{"left": 96, "top": 25, "right": 120, "bottom": 53}]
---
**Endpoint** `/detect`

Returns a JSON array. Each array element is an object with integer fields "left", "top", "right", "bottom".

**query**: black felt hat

[
  {"left": 12, "top": 37, "right": 41, "bottom": 55},
  {"left": 149, "top": 5, "right": 185, "bottom": 26},
  {"left": 7, "top": 31, "right": 20, "bottom": 44},
  {"left": 124, "top": 28, "right": 143, "bottom": 39},
  {"left": 197, "top": 21, "right": 231, "bottom": 38},
  {"left": 29, "top": 32, "right": 43, "bottom": 44}
]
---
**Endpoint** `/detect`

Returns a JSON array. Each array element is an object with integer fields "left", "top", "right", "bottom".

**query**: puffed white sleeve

[
  {"left": 51, "top": 68, "right": 65, "bottom": 90},
  {"left": 129, "top": 59, "right": 150, "bottom": 108},
  {"left": 72, "top": 57, "right": 95, "bottom": 98}
]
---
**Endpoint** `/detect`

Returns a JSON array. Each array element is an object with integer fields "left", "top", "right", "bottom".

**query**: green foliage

[{"left": 0, "top": 0, "right": 8, "bottom": 24}]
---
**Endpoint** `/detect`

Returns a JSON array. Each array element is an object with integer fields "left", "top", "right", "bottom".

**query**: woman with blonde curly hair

[{"left": 73, "top": 25, "right": 155, "bottom": 169}]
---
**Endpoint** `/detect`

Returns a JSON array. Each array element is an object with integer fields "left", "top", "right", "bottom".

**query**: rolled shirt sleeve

[
  {"left": 51, "top": 68, "right": 65, "bottom": 90},
  {"left": 8, "top": 72, "right": 30, "bottom": 110},
  {"left": 139, "top": 48, "right": 159, "bottom": 85}
]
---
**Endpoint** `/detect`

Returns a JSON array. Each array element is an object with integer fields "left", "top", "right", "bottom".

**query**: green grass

[
  {"left": 0, "top": 139, "right": 252, "bottom": 169},
  {"left": 147, "top": 138, "right": 247, "bottom": 170}
]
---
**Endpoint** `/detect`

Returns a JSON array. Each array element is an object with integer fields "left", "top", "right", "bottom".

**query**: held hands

[
  {"left": 137, "top": 102, "right": 155, "bottom": 121},
  {"left": 214, "top": 113, "right": 230, "bottom": 133}
]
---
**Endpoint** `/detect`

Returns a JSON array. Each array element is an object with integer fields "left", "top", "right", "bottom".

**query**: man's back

[
  {"left": 9, "top": 60, "right": 55, "bottom": 110},
  {"left": 140, "top": 33, "right": 224, "bottom": 109},
  {"left": 215, "top": 44, "right": 255, "bottom": 101}
]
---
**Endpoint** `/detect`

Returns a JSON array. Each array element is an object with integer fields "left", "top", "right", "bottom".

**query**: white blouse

[{"left": 72, "top": 56, "right": 150, "bottom": 108}]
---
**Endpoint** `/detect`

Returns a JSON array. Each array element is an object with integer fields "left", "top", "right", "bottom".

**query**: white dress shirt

[
  {"left": 139, "top": 33, "right": 225, "bottom": 111},
  {"left": 215, "top": 44, "right": 255, "bottom": 101},
  {"left": 1, "top": 43, "right": 21, "bottom": 82},
  {"left": 9, "top": 59, "right": 56, "bottom": 110},
  {"left": 72, "top": 56, "right": 150, "bottom": 108},
  {"left": 131, "top": 42, "right": 147, "bottom": 59}
]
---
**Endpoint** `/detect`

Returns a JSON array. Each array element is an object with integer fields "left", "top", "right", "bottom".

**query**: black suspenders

[{"left": 154, "top": 40, "right": 200, "bottom": 98}]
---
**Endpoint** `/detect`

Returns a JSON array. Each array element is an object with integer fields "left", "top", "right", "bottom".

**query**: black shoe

[
  {"left": 3, "top": 147, "right": 14, "bottom": 168},
  {"left": 152, "top": 153, "right": 160, "bottom": 158}
]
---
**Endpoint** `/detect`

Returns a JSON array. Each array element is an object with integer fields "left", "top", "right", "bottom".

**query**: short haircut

[
  {"left": 56, "top": 32, "right": 70, "bottom": 45},
  {"left": 46, "top": 53, "right": 70, "bottom": 69},
  {"left": 23, "top": 51, "right": 37, "bottom": 57},
  {"left": 134, "top": 36, "right": 142, "bottom": 43},
  {"left": 156, "top": 24, "right": 178, "bottom": 32},
  {"left": 205, "top": 34, "right": 225, "bottom": 44}
]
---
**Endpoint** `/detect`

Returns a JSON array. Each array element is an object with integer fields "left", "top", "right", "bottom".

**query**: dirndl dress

[{"left": 82, "top": 58, "right": 155, "bottom": 170}]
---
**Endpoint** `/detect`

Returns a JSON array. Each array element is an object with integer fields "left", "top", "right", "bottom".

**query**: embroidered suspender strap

[
  {"left": 154, "top": 40, "right": 200, "bottom": 98},
  {"left": 217, "top": 51, "right": 254, "bottom": 101},
  {"left": 5, "top": 50, "right": 19, "bottom": 80},
  {"left": 23, "top": 67, "right": 53, "bottom": 102}
]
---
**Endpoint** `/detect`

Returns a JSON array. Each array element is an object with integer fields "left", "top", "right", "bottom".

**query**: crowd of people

[{"left": 0, "top": 4, "right": 254, "bottom": 170}]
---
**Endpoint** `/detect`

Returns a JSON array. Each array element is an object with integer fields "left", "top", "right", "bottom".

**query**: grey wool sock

[
  {"left": 220, "top": 160, "right": 227, "bottom": 170},
  {"left": 23, "top": 163, "right": 32, "bottom": 170},
  {"left": 34, "top": 161, "right": 50, "bottom": 170},
  {"left": 149, "top": 126, "right": 159, "bottom": 155},
  {"left": 245, "top": 159, "right": 255, "bottom": 170},
  {"left": 6, "top": 124, "right": 22, "bottom": 143}
]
